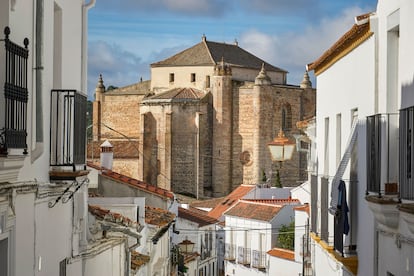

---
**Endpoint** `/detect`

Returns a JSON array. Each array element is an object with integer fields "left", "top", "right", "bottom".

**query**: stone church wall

[{"left": 101, "top": 94, "right": 144, "bottom": 139}]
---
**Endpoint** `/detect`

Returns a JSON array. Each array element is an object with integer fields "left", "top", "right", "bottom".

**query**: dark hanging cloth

[
  {"left": 338, "top": 180, "right": 350, "bottom": 235},
  {"left": 334, "top": 180, "right": 350, "bottom": 255}
]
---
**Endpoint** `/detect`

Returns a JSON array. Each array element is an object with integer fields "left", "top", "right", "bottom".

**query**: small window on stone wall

[
  {"left": 191, "top": 73, "right": 196, "bottom": 82},
  {"left": 281, "top": 103, "right": 292, "bottom": 131},
  {"left": 169, "top": 73, "right": 174, "bottom": 83},
  {"left": 206, "top": 75, "right": 210, "bottom": 88}
]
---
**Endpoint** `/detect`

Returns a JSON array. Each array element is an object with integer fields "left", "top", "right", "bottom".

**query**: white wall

[
  {"left": 268, "top": 256, "right": 301, "bottom": 276},
  {"left": 314, "top": 25, "right": 376, "bottom": 276}
]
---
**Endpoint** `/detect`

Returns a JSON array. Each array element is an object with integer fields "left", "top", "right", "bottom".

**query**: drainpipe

[
  {"left": 81, "top": 0, "right": 96, "bottom": 93},
  {"left": 126, "top": 241, "right": 141, "bottom": 276}
]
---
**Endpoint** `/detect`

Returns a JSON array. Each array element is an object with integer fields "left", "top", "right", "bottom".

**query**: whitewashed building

[
  {"left": 173, "top": 206, "right": 219, "bottom": 276},
  {"left": 307, "top": 0, "right": 414, "bottom": 275},
  {"left": 223, "top": 199, "right": 299, "bottom": 275},
  {"left": 0, "top": 1, "right": 144, "bottom": 275}
]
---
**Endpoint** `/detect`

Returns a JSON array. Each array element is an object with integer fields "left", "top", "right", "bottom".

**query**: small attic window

[
  {"left": 191, "top": 73, "right": 196, "bottom": 82},
  {"left": 169, "top": 73, "right": 174, "bottom": 83}
]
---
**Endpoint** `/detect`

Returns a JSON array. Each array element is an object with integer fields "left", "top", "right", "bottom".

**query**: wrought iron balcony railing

[
  {"left": 237, "top": 246, "right": 251, "bottom": 265},
  {"left": 224, "top": 243, "right": 236, "bottom": 261},
  {"left": 50, "top": 89, "right": 87, "bottom": 171},
  {"left": 251, "top": 250, "right": 266, "bottom": 269},
  {"left": 0, "top": 26, "right": 29, "bottom": 155},
  {"left": 366, "top": 113, "right": 399, "bottom": 197},
  {"left": 400, "top": 107, "right": 414, "bottom": 200}
]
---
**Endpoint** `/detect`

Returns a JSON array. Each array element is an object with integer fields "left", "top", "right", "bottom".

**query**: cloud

[
  {"left": 93, "top": 0, "right": 231, "bottom": 17},
  {"left": 239, "top": 6, "right": 368, "bottom": 85},
  {"left": 239, "top": 0, "right": 320, "bottom": 16},
  {"left": 87, "top": 40, "right": 149, "bottom": 98}
]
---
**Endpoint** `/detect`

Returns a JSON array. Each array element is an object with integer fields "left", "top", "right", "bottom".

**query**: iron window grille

[{"left": 1, "top": 26, "right": 29, "bottom": 155}]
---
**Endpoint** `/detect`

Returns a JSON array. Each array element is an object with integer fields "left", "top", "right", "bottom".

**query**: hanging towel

[{"left": 337, "top": 180, "right": 350, "bottom": 235}]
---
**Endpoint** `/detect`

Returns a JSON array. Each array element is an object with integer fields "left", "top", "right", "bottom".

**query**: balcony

[
  {"left": 366, "top": 113, "right": 399, "bottom": 197},
  {"left": 224, "top": 243, "right": 236, "bottom": 261},
  {"left": 49, "top": 89, "right": 88, "bottom": 180},
  {"left": 251, "top": 250, "right": 266, "bottom": 270},
  {"left": 0, "top": 27, "right": 28, "bottom": 183},
  {"left": 365, "top": 113, "right": 400, "bottom": 228},
  {"left": 237, "top": 246, "right": 251, "bottom": 265}
]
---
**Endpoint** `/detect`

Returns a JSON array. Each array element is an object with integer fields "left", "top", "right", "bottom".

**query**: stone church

[{"left": 90, "top": 35, "right": 315, "bottom": 198}]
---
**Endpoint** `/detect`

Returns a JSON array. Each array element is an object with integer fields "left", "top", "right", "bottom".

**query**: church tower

[
  {"left": 93, "top": 74, "right": 105, "bottom": 141},
  {"left": 211, "top": 59, "right": 233, "bottom": 196}
]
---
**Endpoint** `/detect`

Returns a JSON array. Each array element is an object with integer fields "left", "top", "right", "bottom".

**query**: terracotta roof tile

[
  {"left": 224, "top": 201, "right": 282, "bottom": 222},
  {"left": 294, "top": 203, "right": 310, "bottom": 215},
  {"left": 151, "top": 39, "right": 286, "bottom": 72},
  {"left": 242, "top": 198, "right": 300, "bottom": 205},
  {"left": 307, "top": 15, "right": 373, "bottom": 75},
  {"left": 146, "top": 87, "right": 205, "bottom": 101},
  {"left": 130, "top": 251, "right": 150, "bottom": 270},
  {"left": 145, "top": 205, "right": 176, "bottom": 227},
  {"left": 267, "top": 248, "right": 295, "bottom": 261},
  {"left": 208, "top": 185, "right": 256, "bottom": 219},
  {"left": 178, "top": 207, "right": 218, "bottom": 227},
  {"left": 100, "top": 169, "right": 174, "bottom": 200},
  {"left": 88, "top": 205, "right": 139, "bottom": 228},
  {"left": 190, "top": 197, "right": 224, "bottom": 209}
]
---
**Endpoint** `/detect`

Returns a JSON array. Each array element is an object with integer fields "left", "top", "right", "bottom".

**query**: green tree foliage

[{"left": 278, "top": 221, "right": 294, "bottom": 250}]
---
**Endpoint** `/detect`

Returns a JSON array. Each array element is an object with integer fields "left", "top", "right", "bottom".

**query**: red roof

[
  {"left": 224, "top": 201, "right": 282, "bottom": 222},
  {"left": 294, "top": 203, "right": 310, "bottom": 215},
  {"left": 88, "top": 204, "right": 139, "bottom": 228},
  {"left": 267, "top": 248, "right": 295, "bottom": 261},
  {"left": 100, "top": 168, "right": 174, "bottom": 200},
  {"left": 178, "top": 207, "right": 218, "bottom": 227},
  {"left": 208, "top": 185, "right": 255, "bottom": 219},
  {"left": 242, "top": 198, "right": 300, "bottom": 205},
  {"left": 145, "top": 205, "right": 176, "bottom": 226},
  {"left": 307, "top": 13, "right": 373, "bottom": 75}
]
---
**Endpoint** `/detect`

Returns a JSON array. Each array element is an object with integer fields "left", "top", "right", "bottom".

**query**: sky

[{"left": 87, "top": 0, "right": 378, "bottom": 99}]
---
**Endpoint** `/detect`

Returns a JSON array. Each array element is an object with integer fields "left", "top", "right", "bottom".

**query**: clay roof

[
  {"left": 242, "top": 198, "right": 300, "bottom": 205},
  {"left": 307, "top": 14, "right": 373, "bottom": 75},
  {"left": 101, "top": 169, "right": 174, "bottom": 200},
  {"left": 131, "top": 251, "right": 150, "bottom": 271},
  {"left": 267, "top": 248, "right": 295, "bottom": 261},
  {"left": 145, "top": 87, "right": 205, "bottom": 101},
  {"left": 224, "top": 201, "right": 282, "bottom": 222},
  {"left": 104, "top": 80, "right": 151, "bottom": 95},
  {"left": 88, "top": 205, "right": 139, "bottom": 228},
  {"left": 208, "top": 185, "right": 256, "bottom": 219},
  {"left": 151, "top": 39, "right": 286, "bottom": 72},
  {"left": 178, "top": 207, "right": 218, "bottom": 227},
  {"left": 145, "top": 205, "right": 176, "bottom": 227},
  {"left": 191, "top": 197, "right": 224, "bottom": 209},
  {"left": 294, "top": 203, "right": 310, "bottom": 215}
]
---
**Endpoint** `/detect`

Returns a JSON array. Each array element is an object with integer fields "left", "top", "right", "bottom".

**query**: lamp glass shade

[
  {"left": 267, "top": 130, "right": 295, "bottom": 161},
  {"left": 178, "top": 239, "right": 194, "bottom": 254}
]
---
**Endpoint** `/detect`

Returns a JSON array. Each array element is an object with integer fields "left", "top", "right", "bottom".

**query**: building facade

[
  {"left": 307, "top": 0, "right": 414, "bottom": 275},
  {"left": 91, "top": 37, "right": 316, "bottom": 198}
]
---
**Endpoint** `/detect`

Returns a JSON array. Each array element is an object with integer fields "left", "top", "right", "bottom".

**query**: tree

[{"left": 278, "top": 221, "right": 294, "bottom": 250}]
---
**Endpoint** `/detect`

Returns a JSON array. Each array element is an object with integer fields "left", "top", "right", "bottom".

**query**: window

[
  {"left": 59, "top": 259, "right": 66, "bottom": 276},
  {"left": 206, "top": 75, "right": 210, "bottom": 88},
  {"left": 169, "top": 73, "right": 174, "bottom": 83},
  {"left": 0, "top": 238, "right": 8, "bottom": 276},
  {"left": 400, "top": 106, "right": 414, "bottom": 200},
  {"left": 191, "top": 73, "right": 196, "bottom": 82},
  {"left": 281, "top": 103, "right": 292, "bottom": 131},
  {"left": 336, "top": 114, "right": 341, "bottom": 168},
  {"left": 324, "top": 117, "right": 330, "bottom": 176}
]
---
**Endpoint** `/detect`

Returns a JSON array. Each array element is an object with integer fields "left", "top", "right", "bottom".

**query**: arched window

[{"left": 281, "top": 103, "right": 292, "bottom": 131}]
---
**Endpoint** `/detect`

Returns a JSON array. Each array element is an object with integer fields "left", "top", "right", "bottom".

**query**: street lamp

[
  {"left": 267, "top": 129, "right": 295, "bottom": 187},
  {"left": 178, "top": 238, "right": 195, "bottom": 254}
]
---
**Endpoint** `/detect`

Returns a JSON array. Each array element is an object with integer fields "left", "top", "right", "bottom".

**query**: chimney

[{"left": 100, "top": 140, "right": 113, "bottom": 170}]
